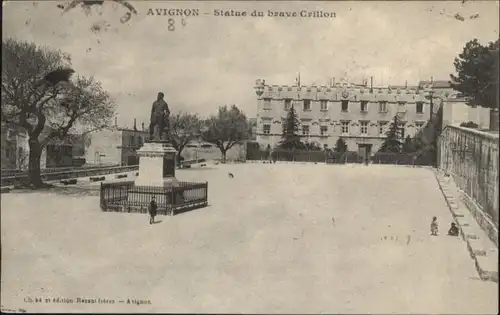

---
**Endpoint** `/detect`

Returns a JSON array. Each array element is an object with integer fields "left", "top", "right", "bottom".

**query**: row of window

[
  {"left": 262, "top": 121, "right": 425, "bottom": 137},
  {"left": 264, "top": 99, "right": 425, "bottom": 114}
]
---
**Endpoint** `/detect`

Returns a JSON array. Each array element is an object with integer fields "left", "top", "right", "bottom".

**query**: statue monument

[
  {"left": 149, "top": 92, "right": 171, "bottom": 141},
  {"left": 132, "top": 92, "right": 179, "bottom": 188}
]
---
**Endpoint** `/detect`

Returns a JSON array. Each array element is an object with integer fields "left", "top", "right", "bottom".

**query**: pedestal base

[
  {"left": 134, "top": 141, "right": 178, "bottom": 187},
  {"left": 128, "top": 141, "right": 182, "bottom": 213}
]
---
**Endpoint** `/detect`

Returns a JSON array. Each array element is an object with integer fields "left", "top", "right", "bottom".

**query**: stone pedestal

[
  {"left": 134, "top": 141, "right": 180, "bottom": 188},
  {"left": 127, "top": 141, "right": 181, "bottom": 213}
]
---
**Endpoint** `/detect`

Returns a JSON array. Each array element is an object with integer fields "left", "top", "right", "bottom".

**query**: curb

[
  {"left": 0, "top": 187, "right": 11, "bottom": 194},
  {"left": 435, "top": 171, "right": 498, "bottom": 283}
]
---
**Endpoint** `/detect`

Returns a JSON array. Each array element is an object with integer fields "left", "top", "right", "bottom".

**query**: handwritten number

[
  {"left": 181, "top": 18, "right": 186, "bottom": 27},
  {"left": 120, "top": 12, "right": 131, "bottom": 24},
  {"left": 168, "top": 18, "right": 175, "bottom": 31}
]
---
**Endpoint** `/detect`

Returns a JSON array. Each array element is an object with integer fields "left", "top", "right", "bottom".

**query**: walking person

[
  {"left": 149, "top": 196, "right": 158, "bottom": 225},
  {"left": 430, "top": 216, "right": 439, "bottom": 236}
]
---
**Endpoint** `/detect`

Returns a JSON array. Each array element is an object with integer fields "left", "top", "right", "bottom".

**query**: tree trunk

[
  {"left": 176, "top": 153, "right": 182, "bottom": 167},
  {"left": 221, "top": 150, "right": 227, "bottom": 163},
  {"left": 28, "top": 139, "right": 43, "bottom": 188}
]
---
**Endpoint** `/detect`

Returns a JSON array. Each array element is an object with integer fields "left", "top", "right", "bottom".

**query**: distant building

[
  {"left": 254, "top": 78, "right": 438, "bottom": 157},
  {"left": 442, "top": 98, "right": 492, "bottom": 130},
  {"left": 418, "top": 80, "right": 456, "bottom": 100},
  {"left": 85, "top": 119, "right": 149, "bottom": 166},
  {"left": 1, "top": 123, "right": 27, "bottom": 170},
  {"left": 1, "top": 123, "right": 85, "bottom": 170},
  {"left": 181, "top": 140, "right": 246, "bottom": 162}
]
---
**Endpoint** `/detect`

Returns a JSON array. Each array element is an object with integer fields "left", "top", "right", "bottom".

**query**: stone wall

[{"left": 438, "top": 124, "right": 499, "bottom": 244}]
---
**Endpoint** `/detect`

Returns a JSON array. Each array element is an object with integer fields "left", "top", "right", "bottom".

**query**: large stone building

[
  {"left": 85, "top": 119, "right": 149, "bottom": 166},
  {"left": 254, "top": 78, "right": 454, "bottom": 156}
]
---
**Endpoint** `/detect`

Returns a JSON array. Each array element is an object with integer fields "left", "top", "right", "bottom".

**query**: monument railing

[
  {"left": 1, "top": 165, "right": 139, "bottom": 187},
  {"left": 100, "top": 180, "right": 208, "bottom": 216},
  {"left": 438, "top": 124, "right": 499, "bottom": 228}
]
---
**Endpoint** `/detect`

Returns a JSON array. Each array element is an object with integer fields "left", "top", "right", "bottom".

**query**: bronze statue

[{"left": 149, "top": 92, "right": 170, "bottom": 141}]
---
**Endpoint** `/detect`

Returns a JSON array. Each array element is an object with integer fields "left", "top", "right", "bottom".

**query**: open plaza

[{"left": 1, "top": 163, "right": 498, "bottom": 314}]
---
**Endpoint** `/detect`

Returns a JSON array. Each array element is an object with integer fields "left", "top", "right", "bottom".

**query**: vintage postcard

[{"left": 1, "top": 0, "right": 499, "bottom": 313}]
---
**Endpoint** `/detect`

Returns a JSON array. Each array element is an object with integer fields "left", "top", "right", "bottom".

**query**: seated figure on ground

[{"left": 448, "top": 222, "right": 459, "bottom": 236}]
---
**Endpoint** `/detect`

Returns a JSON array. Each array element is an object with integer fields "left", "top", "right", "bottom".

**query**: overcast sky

[{"left": 3, "top": 0, "right": 499, "bottom": 128}]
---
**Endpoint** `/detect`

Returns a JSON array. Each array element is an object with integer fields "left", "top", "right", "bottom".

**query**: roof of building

[
  {"left": 117, "top": 127, "right": 149, "bottom": 134},
  {"left": 418, "top": 80, "right": 453, "bottom": 89},
  {"left": 259, "top": 84, "right": 429, "bottom": 103},
  {"left": 389, "top": 85, "right": 419, "bottom": 90}
]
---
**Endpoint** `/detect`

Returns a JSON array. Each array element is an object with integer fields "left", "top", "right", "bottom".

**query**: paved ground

[{"left": 1, "top": 164, "right": 498, "bottom": 313}]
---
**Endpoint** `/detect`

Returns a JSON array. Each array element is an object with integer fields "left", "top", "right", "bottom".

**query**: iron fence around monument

[{"left": 100, "top": 180, "right": 208, "bottom": 216}]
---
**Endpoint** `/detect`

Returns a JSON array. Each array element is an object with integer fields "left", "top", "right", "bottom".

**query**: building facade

[
  {"left": 254, "top": 79, "right": 451, "bottom": 156},
  {"left": 1, "top": 124, "right": 28, "bottom": 170},
  {"left": 1, "top": 123, "right": 85, "bottom": 170},
  {"left": 85, "top": 123, "right": 149, "bottom": 166}
]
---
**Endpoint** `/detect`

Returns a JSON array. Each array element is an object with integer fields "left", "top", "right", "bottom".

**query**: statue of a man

[{"left": 149, "top": 92, "right": 170, "bottom": 141}]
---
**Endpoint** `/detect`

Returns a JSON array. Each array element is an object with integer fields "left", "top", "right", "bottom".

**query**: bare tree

[
  {"left": 201, "top": 105, "right": 249, "bottom": 163},
  {"left": 1, "top": 38, "right": 116, "bottom": 188}
]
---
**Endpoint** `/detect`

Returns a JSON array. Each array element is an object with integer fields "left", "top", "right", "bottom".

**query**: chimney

[
  {"left": 405, "top": 80, "right": 408, "bottom": 89},
  {"left": 142, "top": 122, "right": 145, "bottom": 131},
  {"left": 133, "top": 118, "right": 137, "bottom": 131},
  {"left": 370, "top": 76, "right": 373, "bottom": 93}
]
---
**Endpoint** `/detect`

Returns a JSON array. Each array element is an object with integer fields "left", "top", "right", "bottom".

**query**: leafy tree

[
  {"left": 168, "top": 112, "right": 202, "bottom": 163},
  {"left": 277, "top": 105, "right": 305, "bottom": 150},
  {"left": 304, "top": 141, "right": 323, "bottom": 151},
  {"left": 402, "top": 135, "right": 416, "bottom": 154},
  {"left": 1, "top": 38, "right": 116, "bottom": 187},
  {"left": 334, "top": 138, "right": 348, "bottom": 153},
  {"left": 379, "top": 115, "right": 403, "bottom": 153},
  {"left": 450, "top": 38, "right": 499, "bottom": 108},
  {"left": 201, "top": 105, "right": 248, "bottom": 163}
]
